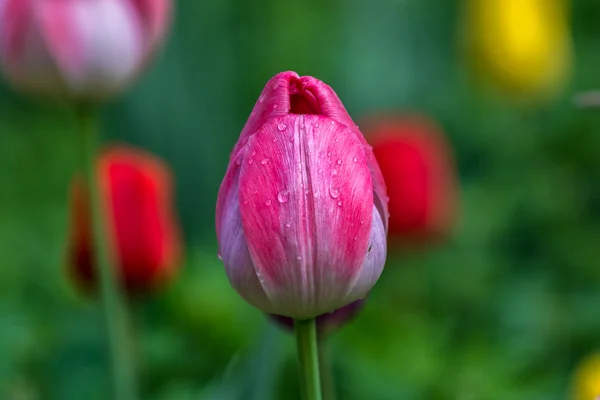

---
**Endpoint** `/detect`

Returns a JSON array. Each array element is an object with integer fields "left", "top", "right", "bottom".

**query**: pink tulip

[
  {"left": 216, "top": 71, "right": 389, "bottom": 319},
  {"left": 0, "top": 0, "right": 171, "bottom": 99}
]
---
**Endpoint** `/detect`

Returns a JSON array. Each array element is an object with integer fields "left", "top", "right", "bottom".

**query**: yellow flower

[
  {"left": 464, "top": 0, "right": 572, "bottom": 100},
  {"left": 571, "top": 353, "right": 600, "bottom": 400}
]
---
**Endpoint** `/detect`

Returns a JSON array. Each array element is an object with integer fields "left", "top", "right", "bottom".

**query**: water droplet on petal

[
  {"left": 261, "top": 158, "right": 270, "bottom": 165},
  {"left": 217, "top": 252, "right": 223, "bottom": 260},
  {"left": 305, "top": 189, "right": 310, "bottom": 195},
  {"left": 248, "top": 159, "right": 253, "bottom": 165},
  {"left": 285, "top": 222, "right": 292, "bottom": 228},
  {"left": 360, "top": 219, "right": 364, "bottom": 225},
  {"left": 236, "top": 157, "right": 242, "bottom": 166},
  {"left": 353, "top": 157, "right": 358, "bottom": 163},
  {"left": 273, "top": 138, "right": 278, "bottom": 143},
  {"left": 330, "top": 120, "right": 335, "bottom": 125},
  {"left": 335, "top": 138, "right": 339, "bottom": 143},
  {"left": 332, "top": 170, "right": 338, "bottom": 176},
  {"left": 297, "top": 255, "right": 303, "bottom": 261},
  {"left": 265, "top": 199, "right": 272, "bottom": 206},
  {"left": 327, "top": 152, "right": 332, "bottom": 157},
  {"left": 337, "top": 201, "right": 343, "bottom": 207},
  {"left": 315, "top": 123, "right": 320, "bottom": 128},
  {"left": 277, "top": 189, "right": 289, "bottom": 203},
  {"left": 353, "top": 236, "right": 358, "bottom": 241},
  {"left": 277, "top": 122, "right": 287, "bottom": 131},
  {"left": 243, "top": 200, "right": 249, "bottom": 205},
  {"left": 251, "top": 151, "right": 256, "bottom": 156},
  {"left": 337, "top": 159, "right": 342, "bottom": 165},
  {"left": 273, "top": 104, "right": 278, "bottom": 110},
  {"left": 329, "top": 187, "right": 340, "bottom": 199},
  {"left": 318, "top": 169, "right": 323, "bottom": 174}
]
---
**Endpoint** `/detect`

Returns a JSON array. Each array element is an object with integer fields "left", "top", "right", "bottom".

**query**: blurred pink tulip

[
  {"left": 216, "top": 71, "right": 389, "bottom": 319},
  {"left": 0, "top": 0, "right": 171, "bottom": 99}
]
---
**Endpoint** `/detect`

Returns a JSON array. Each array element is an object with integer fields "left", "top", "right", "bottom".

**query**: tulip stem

[
  {"left": 78, "top": 105, "right": 137, "bottom": 400},
  {"left": 294, "top": 318, "right": 322, "bottom": 400},
  {"left": 317, "top": 339, "right": 336, "bottom": 400}
]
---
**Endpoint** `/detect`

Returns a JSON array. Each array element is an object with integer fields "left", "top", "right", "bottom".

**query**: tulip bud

[
  {"left": 68, "top": 144, "right": 182, "bottom": 294},
  {"left": 216, "top": 71, "right": 389, "bottom": 320},
  {"left": 269, "top": 300, "right": 365, "bottom": 337},
  {"left": 463, "top": 0, "right": 571, "bottom": 100},
  {"left": 0, "top": 0, "right": 171, "bottom": 100},
  {"left": 570, "top": 353, "right": 600, "bottom": 400},
  {"left": 363, "top": 114, "right": 457, "bottom": 245}
]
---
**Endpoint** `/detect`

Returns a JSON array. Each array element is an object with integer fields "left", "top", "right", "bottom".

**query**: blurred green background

[{"left": 2, "top": 0, "right": 600, "bottom": 399}]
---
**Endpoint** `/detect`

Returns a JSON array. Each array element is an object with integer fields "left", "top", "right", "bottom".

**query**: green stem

[
  {"left": 78, "top": 106, "right": 137, "bottom": 400},
  {"left": 317, "top": 338, "right": 336, "bottom": 400},
  {"left": 294, "top": 319, "right": 322, "bottom": 400}
]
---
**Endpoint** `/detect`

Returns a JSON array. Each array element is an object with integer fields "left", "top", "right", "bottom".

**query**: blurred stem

[
  {"left": 317, "top": 338, "right": 336, "bottom": 400},
  {"left": 78, "top": 105, "right": 137, "bottom": 400},
  {"left": 294, "top": 319, "right": 322, "bottom": 400}
]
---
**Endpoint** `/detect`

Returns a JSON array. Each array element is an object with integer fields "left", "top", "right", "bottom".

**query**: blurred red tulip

[
  {"left": 0, "top": 0, "right": 171, "bottom": 100},
  {"left": 363, "top": 114, "right": 458, "bottom": 245},
  {"left": 68, "top": 144, "right": 182, "bottom": 294}
]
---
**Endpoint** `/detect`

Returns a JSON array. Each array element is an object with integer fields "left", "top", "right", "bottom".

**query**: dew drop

[
  {"left": 336, "top": 159, "right": 342, "bottom": 165},
  {"left": 277, "top": 122, "right": 287, "bottom": 131},
  {"left": 243, "top": 200, "right": 249, "bottom": 205},
  {"left": 272, "top": 138, "right": 278, "bottom": 143},
  {"left": 297, "top": 255, "right": 303, "bottom": 261},
  {"left": 360, "top": 219, "right": 364, "bottom": 225},
  {"left": 259, "top": 94, "right": 265, "bottom": 103},
  {"left": 261, "top": 158, "right": 270, "bottom": 165},
  {"left": 353, "top": 236, "right": 358, "bottom": 241},
  {"left": 251, "top": 151, "right": 256, "bottom": 156},
  {"left": 318, "top": 168, "right": 323, "bottom": 174},
  {"left": 335, "top": 138, "right": 339, "bottom": 143},
  {"left": 236, "top": 157, "right": 242, "bottom": 166},
  {"left": 315, "top": 122, "right": 320, "bottom": 128},
  {"left": 273, "top": 104, "right": 279, "bottom": 110},
  {"left": 265, "top": 199, "right": 272, "bottom": 206},
  {"left": 277, "top": 189, "right": 290, "bottom": 203},
  {"left": 329, "top": 187, "right": 340, "bottom": 199},
  {"left": 217, "top": 252, "right": 223, "bottom": 260},
  {"left": 273, "top": 83, "right": 279, "bottom": 90},
  {"left": 331, "top": 170, "right": 338, "bottom": 176},
  {"left": 305, "top": 189, "right": 310, "bottom": 195},
  {"left": 327, "top": 152, "right": 332, "bottom": 157},
  {"left": 285, "top": 222, "right": 292, "bottom": 228},
  {"left": 330, "top": 120, "right": 335, "bottom": 125},
  {"left": 353, "top": 157, "right": 358, "bottom": 163},
  {"left": 337, "top": 201, "right": 343, "bottom": 207},
  {"left": 248, "top": 159, "right": 254, "bottom": 165}
]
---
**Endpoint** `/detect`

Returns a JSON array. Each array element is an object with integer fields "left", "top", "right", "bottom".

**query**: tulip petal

[
  {"left": 37, "top": 0, "right": 143, "bottom": 95},
  {"left": 130, "top": 0, "right": 171, "bottom": 47},
  {"left": 348, "top": 204, "right": 387, "bottom": 299},
  {"left": 298, "top": 76, "right": 389, "bottom": 232},
  {"left": 216, "top": 153, "right": 273, "bottom": 312},
  {"left": 231, "top": 72, "right": 389, "bottom": 234},
  {"left": 237, "top": 114, "right": 373, "bottom": 318}
]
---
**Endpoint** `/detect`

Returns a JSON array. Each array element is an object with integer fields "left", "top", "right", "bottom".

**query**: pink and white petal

[
  {"left": 238, "top": 114, "right": 373, "bottom": 319},
  {"left": 216, "top": 158, "right": 273, "bottom": 312},
  {"left": 231, "top": 71, "right": 300, "bottom": 159},
  {"left": 0, "top": 0, "right": 69, "bottom": 94},
  {"left": 130, "top": 0, "right": 171, "bottom": 48},
  {"left": 348, "top": 204, "right": 387, "bottom": 299},
  {"left": 298, "top": 77, "right": 389, "bottom": 230},
  {"left": 38, "top": 0, "right": 143, "bottom": 95}
]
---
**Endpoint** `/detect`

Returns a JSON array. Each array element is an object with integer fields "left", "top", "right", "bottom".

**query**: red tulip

[
  {"left": 0, "top": 0, "right": 171, "bottom": 99},
  {"left": 216, "top": 71, "right": 389, "bottom": 319},
  {"left": 364, "top": 114, "right": 457, "bottom": 244},
  {"left": 269, "top": 300, "right": 365, "bottom": 337},
  {"left": 68, "top": 144, "right": 181, "bottom": 294}
]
